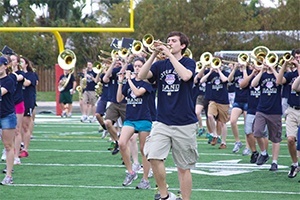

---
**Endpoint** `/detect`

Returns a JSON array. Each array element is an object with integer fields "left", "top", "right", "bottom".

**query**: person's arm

[
  {"left": 251, "top": 68, "right": 264, "bottom": 88},
  {"left": 218, "top": 68, "right": 228, "bottom": 82},
  {"left": 126, "top": 71, "right": 147, "bottom": 97},
  {"left": 0, "top": 86, "right": 8, "bottom": 96},
  {"left": 292, "top": 76, "right": 300, "bottom": 92},
  {"left": 276, "top": 61, "right": 288, "bottom": 85},
  {"left": 103, "top": 62, "right": 115, "bottom": 83},
  {"left": 240, "top": 69, "right": 255, "bottom": 88},
  {"left": 227, "top": 63, "right": 238, "bottom": 82},
  {"left": 116, "top": 72, "right": 125, "bottom": 103},
  {"left": 200, "top": 69, "right": 212, "bottom": 83},
  {"left": 138, "top": 52, "right": 158, "bottom": 80}
]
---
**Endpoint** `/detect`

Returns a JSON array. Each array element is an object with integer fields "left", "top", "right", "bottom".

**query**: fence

[{"left": 36, "top": 67, "right": 56, "bottom": 92}]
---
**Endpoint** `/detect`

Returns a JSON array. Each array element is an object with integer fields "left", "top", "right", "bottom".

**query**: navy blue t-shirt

[
  {"left": 205, "top": 70, "right": 229, "bottom": 104},
  {"left": 284, "top": 70, "right": 300, "bottom": 107},
  {"left": 247, "top": 77, "right": 261, "bottom": 115},
  {"left": 0, "top": 75, "right": 16, "bottom": 118},
  {"left": 85, "top": 70, "right": 97, "bottom": 91},
  {"left": 122, "top": 79, "right": 153, "bottom": 121},
  {"left": 257, "top": 72, "right": 282, "bottom": 115},
  {"left": 99, "top": 73, "right": 110, "bottom": 101},
  {"left": 148, "top": 57, "right": 197, "bottom": 125},
  {"left": 232, "top": 70, "right": 250, "bottom": 103},
  {"left": 23, "top": 72, "right": 38, "bottom": 108},
  {"left": 12, "top": 71, "right": 25, "bottom": 105}
]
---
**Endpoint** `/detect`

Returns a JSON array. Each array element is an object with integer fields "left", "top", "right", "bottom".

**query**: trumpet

[
  {"left": 131, "top": 40, "right": 151, "bottom": 56},
  {"left": 238, "top": 53, "right": 250, "bottom": 65},
  {"left": 92, "top": 61, "right": 104, "bottom": 74},
  {"left": 183, "top": 48, "right": 193, "bottom": 59},
  {"left": 118, "top": 48, "right": 130, "bottom": 59},
  {"left": 200, "top": 52, "right": 213, "bottom": 66},
  {"left": 283, "top": 52, "right": 293, "bottom": 62},
  {"left": 195, "top": 61, "right": 203, "bottom": 73},
  {"left": 142, "top": 33, "right": 171, "bottom": 51},
  {"left": 265, "top": 52, "right": 278, "bottom": 67},
  {"left": 211, "top": 57, "right": 222, "bottom": 69},
  {"left": 57, "top": 49, "right": 76, "bottom": 70}
]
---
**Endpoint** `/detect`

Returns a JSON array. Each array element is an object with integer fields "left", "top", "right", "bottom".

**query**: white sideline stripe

[{"left": 9, "top": 184, "right": 300, "bottom": 195}]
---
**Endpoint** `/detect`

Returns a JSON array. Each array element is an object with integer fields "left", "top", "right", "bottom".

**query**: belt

[{"left": 291, "top": 106, "right": 300, "bottom": 110}]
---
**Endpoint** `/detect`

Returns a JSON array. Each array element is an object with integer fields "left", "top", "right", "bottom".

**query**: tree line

[{"left": 0, "top": 0, "right": 299, "bottom": 69}]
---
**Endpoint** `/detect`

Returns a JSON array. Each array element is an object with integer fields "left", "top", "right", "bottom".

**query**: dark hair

[
  {"left": 166, "top": 31, "right": 189, "bottom": 55},
  {"left": 292, "top": 48, "right": 300, "bottom": 56},
  {"left": 20, "top": 55, "right": 34, "bottom": 72},
  {"left": 133, "top": 56, "right": 146, "bottom": 64}
]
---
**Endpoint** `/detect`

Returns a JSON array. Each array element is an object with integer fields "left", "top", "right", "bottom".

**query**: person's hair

[
  {"left": 20, "top": 55, "right": 34, "bottom": 72},
  {"left": 292, "top": 48, "right": 300, "bottom": 56},
  {"left": 133, "top": 56, "right": 146, "bottom": 64},
  {"left": 166, "top": 31, "right": 189, "bottom": 55}
]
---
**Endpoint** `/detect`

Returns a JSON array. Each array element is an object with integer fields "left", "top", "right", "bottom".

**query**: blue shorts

[
  {"left": 123, "top": 120, "right": 152, "bottom": 132},
  {"left": 96, "top": 100, "right": 107, "bottom": 116},
  {"left": 0, "top": 113, "right": 17, "bottom": 129},
  {"left": 232, "top": 102, "right": 248, "bottom": 111}
]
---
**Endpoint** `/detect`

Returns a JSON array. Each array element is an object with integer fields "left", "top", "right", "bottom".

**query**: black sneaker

[
  {"left": 269, "top": 163, "right": 278, "bottom": 171},
  {"left": 112, "top": 142, "right": 119, "bottom": 155},
  {"left": 288, "top": 165, "right": 298, "bottom": 178},
  {"left": 250, "top": 151, "right": 259, "bottom": 163},
  {"left": 256, "top": 153, "right": 269, "bottom": 165}
]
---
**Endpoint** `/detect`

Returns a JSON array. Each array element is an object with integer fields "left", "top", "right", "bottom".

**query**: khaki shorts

[
  {"left": 207, "top": 101, "right": 230, "bottom": 123},
  {"left": 105, "top": 102, "right": 126, "bottom": 124},
  {"left": 83, "top": 91, "right": 97, "bottom": 106},
  {"left": 144, "top": 122, "right": 199, "bottom": 170},
  {"left": 286, "top": 106, "right": 300, "bottom": 138},
  {"left": 196, "top": 95, "right": 205, "bottom": 106}
]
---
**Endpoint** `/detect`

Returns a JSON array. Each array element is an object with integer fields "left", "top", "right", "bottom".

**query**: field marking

[{"left": 9, "top": 184, "right": 300, "bottom": 195}]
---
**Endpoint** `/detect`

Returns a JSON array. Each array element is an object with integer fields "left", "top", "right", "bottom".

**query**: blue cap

[{"left": 0, "top": 56, "right": 8, "bottom": 65}]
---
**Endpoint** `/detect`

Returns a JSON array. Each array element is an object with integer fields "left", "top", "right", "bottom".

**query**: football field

[{"left": 0, "top": 114, "right": 299, "bottom": 200}]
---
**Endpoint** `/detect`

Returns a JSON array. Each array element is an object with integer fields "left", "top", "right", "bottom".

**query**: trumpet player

[
  {"left": 277, "top": 48, "right": 300, "bottom": 178},
  {"left": 251, "top": 57, "right": 282, "bottom": 171},
  {"left": 139, "top": 31, "right": 198, "bottom": 200}
]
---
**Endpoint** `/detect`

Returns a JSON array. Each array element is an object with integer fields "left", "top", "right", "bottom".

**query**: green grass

[
  {"left": 36, "top": 91, "right": 79, "bottom": 102},
  {"left": 0, "top": 115, "right": 299, "bottom": 200}
]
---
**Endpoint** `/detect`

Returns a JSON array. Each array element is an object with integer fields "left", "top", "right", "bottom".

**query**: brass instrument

[
  {"left": 211, "top": 57, "right": 222, "bottom": 69},
  {"left": 99, "top": 49, "right": 119, "bottom": 60},
  {"left": 251, "top": 46, "right": 269, "bottom": 68},
  {"left": 142, "top": 33, "right": 171, "bottom": 51},
  {"left": 92, "top": 61, "right": 104, "bottom": 74},
  {"left": 195, "top": 61, "right": 203, "bottom": 73},
  {"left": 80, "top": 77, "right": 87, "bottom": 89},
  {"left": 95, "top": 82, "right": 103, "bottom": 98},
  {"left": 183, "top": 48, "right": 193, "bottom": 59},
  {"left": 265, "top": 52, "right": 278, "bottom": 67},
  {"left": 131, "top": 40, "right": 151, "bottom": 56},
  {"left": 237, "top": 53, "right": 249, "bottom": 65},
  {"left": 58, "top": 68, "right": 74, "bottom": 92},
  {"left": 200, "top": 52, "right": 213, "bottom": 66},
  {"left": 283, "top": 52, "right": 293, "bottom": 62},
  {"left": 118, "top": 48, "right": 130, "bottom": 59},
  {"left": 76, "top": 85, "right": 83, "bottom": 100},
  {"left": 57, "top": 49, "right": 76, "bottom": 70}
]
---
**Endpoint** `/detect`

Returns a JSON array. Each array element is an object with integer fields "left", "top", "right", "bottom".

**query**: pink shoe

[{"left": 19, "top": 150, "right": 29, "bottom": 158}]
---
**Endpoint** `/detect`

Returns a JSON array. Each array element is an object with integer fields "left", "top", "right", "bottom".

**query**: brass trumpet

[
  {"left": 57, "top": 49, "right": 76, "bottom": 70},
  {"left": 237, "top": 53, "right": 249, "bottom": 65},
  {"left": 211, "top": 57, "right": 222, "bottom": 69},
  {"left": 195, "top": 61, "right": 203, "bottom": 73},
  {"left": 92, "top": 61, "right": 104, "bottom": 74},
  {"left": 200, "top": 52, "right": 213, "bottom": 66},
  {"left": 265, "top": 52, "right": 278, "bottom": 67},
  {"left": 118, "top": 48, "right": 130, "bottom": 59},
  {"left": 142, "top": 34, "right": 171, "bottom": 51},
  {"left": 183, "top": 48, "right": 193, "bottom": 59},
  {"left": 283, "top": 52, "right": 293, "bottom": 62}
]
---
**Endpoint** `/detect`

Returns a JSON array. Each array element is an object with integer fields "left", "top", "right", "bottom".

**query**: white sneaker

[
  {"left": 14, "top": 157, "right": 21, "bottom": 165},
  {"left": 80, "top": 115, "right": 88, "bottom": 123},
  {"left": 148, "top": 168, "right": 153, "bottom": 178},
  {"left": 132, "top": 163, "right": 141, "bottom": 172},
  {"left": 1, "top": 149, "right": 6, "bottom": 161},
  {"left": 242, "top": 148, "right": 251, "bottom": 156},
  {"left": 89, "top": 116, "right": 97, "bottom": 123}
]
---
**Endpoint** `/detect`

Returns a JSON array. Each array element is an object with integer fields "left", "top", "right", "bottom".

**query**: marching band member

[
  {"left": 228, "top": 62, "right": 252, "bottom": 155},
  {"left": 277, "top": 48, "right": 300, "bottom": 178},
  {"left": 251, "top": 59, "right": 282, "bottom": 171},
  {"left": 20, "top": 56, "right": 38, "bottom": 158},
  {"left": 58, "top": 69, "right": 76, "bottom": 118},
  {"left": 0, "top": 56, "right": 16, "bottom": 185},
  {"left": 117, "top": 57, "right": 152, "bottom": 189},
  {"left": 139, "top": 31, "right": 198, "bottom": 200},
  {"left": 200, "top": 63, "right": 230, "bottom": 149}
]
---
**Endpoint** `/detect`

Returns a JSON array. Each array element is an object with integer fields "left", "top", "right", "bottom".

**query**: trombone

[
  {"left": 211, "top": 57, "right": 222, "bottom": 69},
  {"left": 237, "top": 53, "right": 250, "bottom": 66},
  {"left": 199, "top": 52, "right": 213, "bottom": 66},
  {"left": 92, "top": 61, "right": 104, "bottom": 74},
  {"left": 183, "top": 48, "right": 193, "bottom": 59},
  {"left": 265, "top": 52, "right": 278, "bottom": 67},
  {"left": 251, "top": 46, "right": 269, "bottom": 68}
]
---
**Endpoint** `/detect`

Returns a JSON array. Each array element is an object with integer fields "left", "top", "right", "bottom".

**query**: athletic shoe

[
  {"left": 80, "top": 115, "right": 88, "bottom": 123},
  {"left": 107, "top": 142, "right": 115, "bottom": 151},
  {"left": 148, "top": 168, "right": 153, "bottom": 178},
  {"left": 176, "top": 191, "right": 182, "bottom": 200},
  {"left": 250, "top": 151, "right": 259, "bottom": 163},
  {"left": 217, "top": 137, "right": 221, "bottom": 144},
  {"left": 256, "top": 153, "right": 269, "bottom": 165},
  {"left": 0, "top": 175, "right": 13, "bottom": 185},
  {"left": 2, "top": 167, "right": 14, "bottom": 174},
  {"left": 197, "top": 128, "right": 206, "bottom": 137},
  {"left": 269, "top": 163, "right": 278, "bottom": 171},
  {"left": 132, "top": 163, "right": 141, "bottom": 172},
  {"left": 19, "top": 150, "right": 29, "bottom": 158},
  {"left": 14, "top": 157, "right": 21, "bottom": 165},
  {"left": 1, "top": 149, "right": 6, "bottom": 161},
  {"left": 242, "top": 148, "right": 251, "bottom": 156},
  {"left": 232, "top": 141, "right": 243, "bottom": 153},
  {"left": 218, "top": 143, "right": 227, "bottom": 149},
  {"left": 136, "top": 178, "right": 150, "bottom": 189},
  {"left": 112, "top": 142, "right": 119, "bottom": 155},
  {"left": 89, "top": 116, "right": 97, "bottom": 123},
  {"left": 210, "top": 137, "right": 218, "bottom": 146},
  {"left": 67, "top": 113, "right": 72, "bottom": 118},
  {"left": 207, "top": 134, "right": 213, "bottom": 144},
  {"left": 160, "top": 192, "right": 177, "bottom": 200},
  {"left": 122, "top": 171, "right": 138, "bottom": 186},
  {"left": 101, "top": 130, "right": 108, "bottom": 139},
  {"left": 288, "top": 165, "right": 298, "bottom": 178}
]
